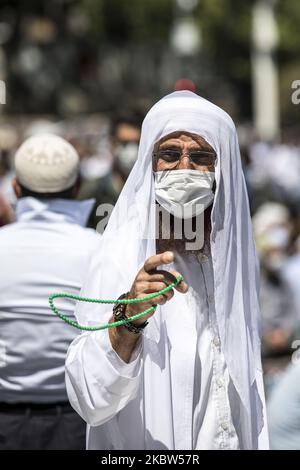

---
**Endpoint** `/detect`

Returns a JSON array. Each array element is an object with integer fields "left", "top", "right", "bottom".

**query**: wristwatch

[{"left": 112, "top": 293, "right": 149, "bottom": 334}]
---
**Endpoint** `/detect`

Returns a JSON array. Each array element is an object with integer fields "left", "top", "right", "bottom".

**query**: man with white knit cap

[
  {"left": 0, "top": 134, "right": 99, "bottom": 450},
  {"left": 66, "top": 91, "right": 269, "bottom": 450}
]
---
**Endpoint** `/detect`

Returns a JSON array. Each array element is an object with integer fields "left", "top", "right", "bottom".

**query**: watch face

[{"left": 113, "top": 300, "right": 126, "bottom": 320}]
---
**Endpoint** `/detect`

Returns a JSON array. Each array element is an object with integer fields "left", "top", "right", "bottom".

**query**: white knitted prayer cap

[{"left": 15, "top": 133, "right": 79, "bottom": 193}]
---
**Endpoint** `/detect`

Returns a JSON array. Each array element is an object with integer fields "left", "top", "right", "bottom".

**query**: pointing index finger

[{"left": 144, "top": 251, "right": 174, "bottom": 273}]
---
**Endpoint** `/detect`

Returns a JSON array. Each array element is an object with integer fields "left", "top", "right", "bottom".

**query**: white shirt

[
  {"left": 0, "top": 197, "right": 99, "bottom": 403},
  {"left": 182, "top": 254, "right": 239, "bottom": 450},
  {"left": 66, "top": 252, "right": 241, "bottom": 450}
]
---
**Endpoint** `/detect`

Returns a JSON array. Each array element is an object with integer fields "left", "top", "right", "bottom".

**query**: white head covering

[
  {"left": 15, "top": 134, "right": 79, "bottom": 193},
  {"left": 76, "top": 91, "right": 265, "bottom": 448}
]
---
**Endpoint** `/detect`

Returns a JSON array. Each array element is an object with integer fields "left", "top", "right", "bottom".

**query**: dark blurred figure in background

[
  {"left": 110, "top": 111, "right": 142, "bottom": 194},
  {"left": 78, "top": 110, "right": 143, "bottom": 230},
  {"left": 281, "top": 245, "right": 300, "bottom": 329},
  {"left": 0, "top": 125, "right": 19, "bottom": 223},
  {"left": 0, "top": 134, "right": 99, "bottom": 450},
  {"left": 246, "top": 134, "right": 300, "bottom": 216},
  {"left": 67, "top": 115, "right": 114, "bottom": 230},
  {"left": 247, "top": 135, "right": 300, "bottom": 450},
  {"left": 77, "top": 111, "right": 143, "bottom": 228},
  {"left": 253, "top": 202, "right": 299, "bottom": 395}
]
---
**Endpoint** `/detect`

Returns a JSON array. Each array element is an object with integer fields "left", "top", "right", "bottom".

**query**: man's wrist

[
  {"left": 112, "top": 293, "right": 148, "bottom": 333},
  {"left": 108, "top": 317, "right": 142, "bottom": 364}
]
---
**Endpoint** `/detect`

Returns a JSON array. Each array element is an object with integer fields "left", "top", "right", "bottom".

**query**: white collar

[{"left": 16, "top": 197, "right": 95, "bottom": 227}]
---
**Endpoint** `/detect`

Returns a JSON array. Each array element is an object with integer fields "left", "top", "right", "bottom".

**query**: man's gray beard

[{"left": 156, "top": 205, "right": 212, "bottom": 257}]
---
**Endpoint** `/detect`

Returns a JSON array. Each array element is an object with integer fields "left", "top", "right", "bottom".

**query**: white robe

[{"left": 66, "top": 253, "right": 268, "bottom": 449}]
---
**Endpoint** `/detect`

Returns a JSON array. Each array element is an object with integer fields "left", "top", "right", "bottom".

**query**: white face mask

[
  {"left": 115, "top": 142, "right": 139, "bottom": 174},
  {"left": 154, "top": 169, "right": 215, "bottom": 219},
  {"left": 265, "top": 226, "right": 290, "bottom": 250}
]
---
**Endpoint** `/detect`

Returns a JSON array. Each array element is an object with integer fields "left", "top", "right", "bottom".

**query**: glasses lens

[
  {"left": 189, "top": 151, "right": 216, "bottom": 166},
  {"left": 157, "top": 149, "right": 181, "bottom": 164}
]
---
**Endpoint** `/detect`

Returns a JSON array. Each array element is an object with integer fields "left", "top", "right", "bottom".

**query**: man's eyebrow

[
  {"left": 158, "top": 142, "right": 182, "bottom": 149},
  {"left": 193, "top": 139, "right": 215, "bottom": 152},
  {"left": 158, "top": 142, "right": 215, "bottom": 153}
]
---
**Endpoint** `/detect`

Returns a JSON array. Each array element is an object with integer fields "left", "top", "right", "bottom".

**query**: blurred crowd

[
  {"left": 0, "top": 111, "right": 143, "bottom": 226},
  {"left": 1, "top": 114, "right": 300, "bottom": 449}
]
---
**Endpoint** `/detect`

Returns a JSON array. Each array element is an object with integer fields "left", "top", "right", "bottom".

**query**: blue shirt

[{"left": 0, "top": 197, "right": 99, "bottom": 403}]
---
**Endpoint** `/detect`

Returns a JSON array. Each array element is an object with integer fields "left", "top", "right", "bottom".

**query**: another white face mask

[
  {"left": 154, "top": 169, "right": 215, "bottom": 219},
  {"left": 115, "top": 142, "right": 139, "bottom": 174},
  {"left": 264, "top": 226, "right": 290, "bottom": 250}
]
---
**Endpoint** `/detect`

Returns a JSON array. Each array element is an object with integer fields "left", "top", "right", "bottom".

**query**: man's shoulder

[
  {"left": 63, "top": 224, "right": 102, "bottom": 255},
  {"left": 69, "top": 224, "right": 101, "bottom": 241},
  {"left": 0, "top": 220, "right": 101, "bottom": 247}
]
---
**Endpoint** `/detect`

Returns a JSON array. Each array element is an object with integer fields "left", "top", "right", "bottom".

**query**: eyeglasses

[{"left": 153, "top": 148, "right": 216, "bottom": 169}]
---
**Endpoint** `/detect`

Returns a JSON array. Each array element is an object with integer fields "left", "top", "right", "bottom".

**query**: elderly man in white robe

[{"left": 65, "top": 91, "right": 269, "bottom": 450}]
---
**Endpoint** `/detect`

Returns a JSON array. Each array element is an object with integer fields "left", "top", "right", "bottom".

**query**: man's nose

[{"left": 177, "top": 154, "right": 193, "bottom": 170}]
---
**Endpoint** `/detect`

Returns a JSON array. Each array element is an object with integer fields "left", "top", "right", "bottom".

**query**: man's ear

[{"left": 12, "top": 177, "right": 22, "bottom": 199}]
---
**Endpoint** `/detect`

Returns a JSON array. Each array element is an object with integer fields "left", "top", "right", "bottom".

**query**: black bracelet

[
  {"left": 118, "top": 312, "right": 149, "bottom": 334},
  {"left": 112, "top": 293, "right": 149, "bottom": 334}
]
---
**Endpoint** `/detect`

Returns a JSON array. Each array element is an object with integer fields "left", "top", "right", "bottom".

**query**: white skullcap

[{"left": 14, "top": 134, "right": 79, "bottom": 193}]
